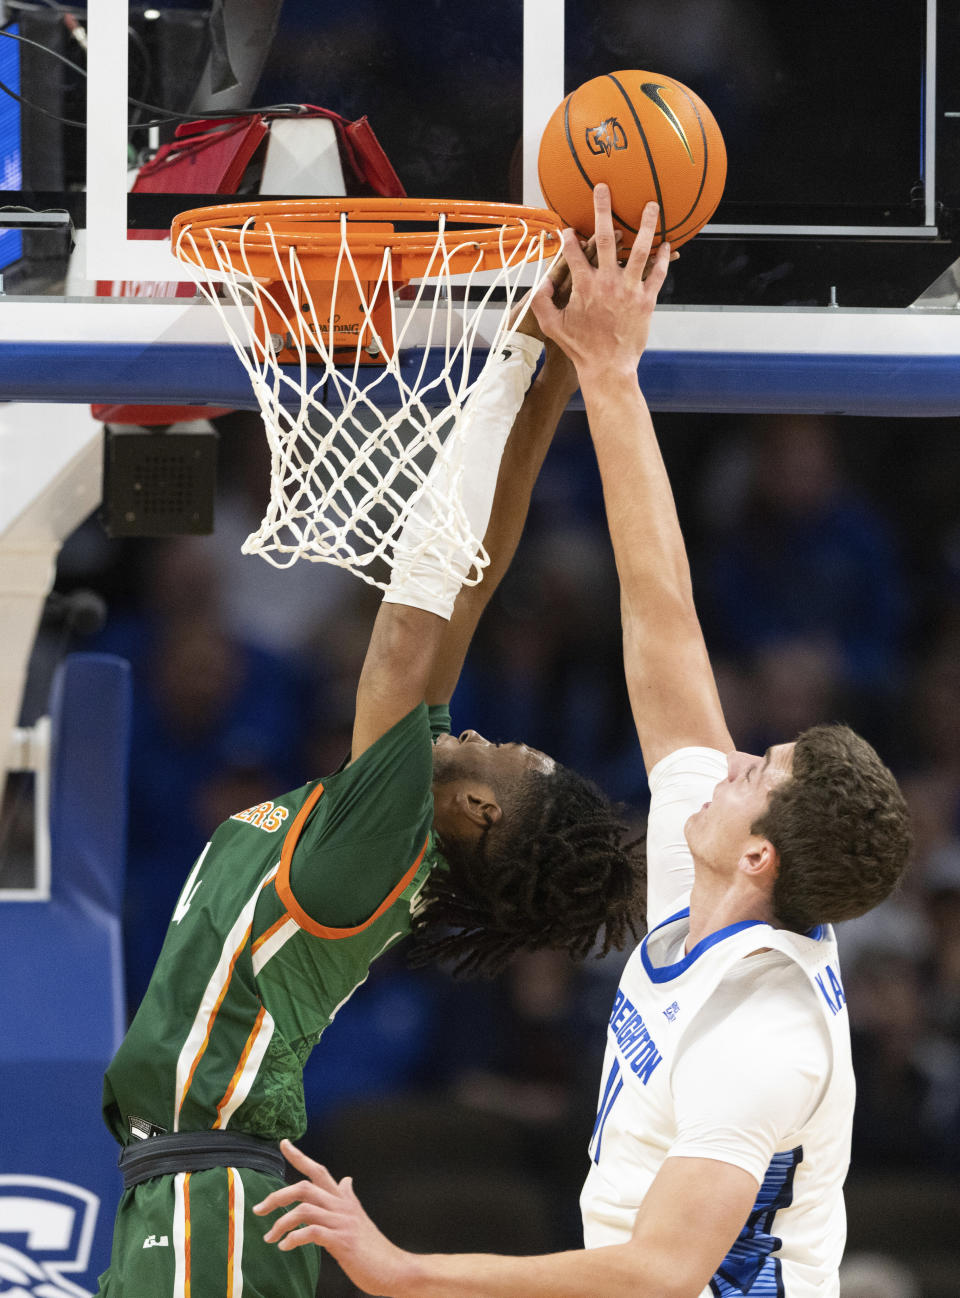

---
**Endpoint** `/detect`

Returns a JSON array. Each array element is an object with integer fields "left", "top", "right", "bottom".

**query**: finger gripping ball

[{"left": 537, "top": 69, "right": 726, "bottom": 250}]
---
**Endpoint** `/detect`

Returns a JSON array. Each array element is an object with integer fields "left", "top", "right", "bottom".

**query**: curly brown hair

[
  {"left": 408, "top": 763, "right": 645, "bottom": 978},
  {"left": 752, "top": 723, "right": 912, "bottom": 934}
]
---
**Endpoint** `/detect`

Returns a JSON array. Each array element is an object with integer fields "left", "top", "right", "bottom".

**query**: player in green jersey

[{"left": 94, "top": 247, "right": 644, "bottom": 1298}]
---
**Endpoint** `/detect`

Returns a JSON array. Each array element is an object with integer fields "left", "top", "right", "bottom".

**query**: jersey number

[{"left": 588, "top": 1057, "right": 623, "bottom": 1164}]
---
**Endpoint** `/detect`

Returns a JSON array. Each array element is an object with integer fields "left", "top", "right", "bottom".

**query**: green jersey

[{"left": 102, "top": 704, "right": 449, "bottom": 1146}]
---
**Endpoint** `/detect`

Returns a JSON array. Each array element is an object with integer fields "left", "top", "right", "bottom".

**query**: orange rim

[{"left": 171, "top": 197, "right": 564, "bottom": 279}]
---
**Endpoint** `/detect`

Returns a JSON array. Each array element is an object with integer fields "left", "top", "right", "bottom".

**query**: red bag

[{"left": 92, "top": 108, "right": 404, "bottom": 425}]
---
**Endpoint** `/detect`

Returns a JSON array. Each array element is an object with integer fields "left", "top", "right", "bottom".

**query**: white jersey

[{"left": 580, "top": 748, "right": 856, "bottom": 1298}]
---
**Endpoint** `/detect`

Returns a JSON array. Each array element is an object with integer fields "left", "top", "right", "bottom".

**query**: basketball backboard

[
  {"left": 0, "top": 0, "right": 952, "bottom": 367},
  {"left": 68, "top": 0, "right": 564, "bottom": 287},
  {"left": 72, "top": 0, "right": 952, "bottom": 300},
  {"left": 0, "top": 0, "right": 951, "bottom": 407}
]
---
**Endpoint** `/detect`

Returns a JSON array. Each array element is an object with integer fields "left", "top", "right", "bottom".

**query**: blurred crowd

[{"left": 12, "top": 403, "right": 960, "bottom": 1294}]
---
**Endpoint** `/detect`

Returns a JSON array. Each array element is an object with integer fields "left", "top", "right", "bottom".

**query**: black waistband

[{"left": 118, "top": 1130, "right": 286, "bottom": 1190}]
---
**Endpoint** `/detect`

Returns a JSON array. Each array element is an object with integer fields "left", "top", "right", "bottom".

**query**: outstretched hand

[
  {"left": 253, "top": 1139, "right": 412, "bottom": 1296},
  {"left": 531, "top": 186, "right": 672, "bottom": 384},
  {"left": 511, "top": 226, "right": 672, "bottom": 395}
]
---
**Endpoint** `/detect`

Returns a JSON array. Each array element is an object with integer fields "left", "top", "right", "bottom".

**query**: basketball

[{"left": 537, "top": 69, "right": 726, "bottom": 251}]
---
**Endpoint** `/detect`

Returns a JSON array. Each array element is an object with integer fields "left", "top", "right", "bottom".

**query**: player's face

[
  {"left": 684, "top": 743, "right": 795, "bottom": 872},
  {"left": 432, "top": 729, "right": 556, "bottom": 785}
]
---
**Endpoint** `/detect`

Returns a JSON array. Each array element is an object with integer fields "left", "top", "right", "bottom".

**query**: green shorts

[{"left": 95, "top": 1165, "right": 320, "bottom": 1298}]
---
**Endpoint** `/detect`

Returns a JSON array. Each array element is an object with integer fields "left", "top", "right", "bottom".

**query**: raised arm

[
  {"left": 424, "top": 331, "right": 577, "bottom": 705},
  {"left": 531, "top": 187, "right": 732, "bottom": 771},
  {"left": 351, "top": 259, "right": 581, "bottom": 758}
]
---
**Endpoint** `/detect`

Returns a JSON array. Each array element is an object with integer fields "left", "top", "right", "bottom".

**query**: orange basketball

[{"left": 537, "top": 69, "right": 726, "bottom": 251}]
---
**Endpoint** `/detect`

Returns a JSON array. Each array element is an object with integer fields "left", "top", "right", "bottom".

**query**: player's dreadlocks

[{"left": 409, "top": 762, "right": 645, "bottom": 978}]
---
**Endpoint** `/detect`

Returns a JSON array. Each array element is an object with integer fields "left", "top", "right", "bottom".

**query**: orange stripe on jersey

[
  {"left": 251, "top": 913, "right": 289, "bottom": 957},
  {"left": 183, "top": 1174, "right": 192, "bottom": 1298},
  {"left": 277, "top": 794, "right": 431, "bottom": 939},
  {"left": 178, "top": 927, "right": 251, "bottom": 1118},
  {"left": 213, "top": 1006, "right": 267, "bottom": 1129},
  {"left": 227, "top": 1168, "right": 236, "bottom": 1297}
]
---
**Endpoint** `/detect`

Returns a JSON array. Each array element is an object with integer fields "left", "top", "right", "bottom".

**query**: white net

[{"left": 172, "top": 208, "right": 561, "bottom": 592}]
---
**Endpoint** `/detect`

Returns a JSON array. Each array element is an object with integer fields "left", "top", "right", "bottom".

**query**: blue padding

[
  {"left": 0, "top": 342, "right": 959, "bottom": 414},
  {"left": 0, "top": 1064, "right": 113, "bottom": 1296},
  {"left": 1, "top": 903, "right": 125, "bottom": 1057},
  {"left": 0, "top": 653, "right": 131, "bottom": 1293},
  {"left": 48, "top": 654, "right": 131, "bottom": 920},
  {"left": 0, "top": 653, "right": 131, "bottom": 1053},
  {"left": 636, "top": 351, "right": 960, "bottom": 416}
]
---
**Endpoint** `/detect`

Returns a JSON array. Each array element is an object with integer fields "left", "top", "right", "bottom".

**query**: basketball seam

[{"left": 606, "top": 72, "right": 665, "bottom": 240}]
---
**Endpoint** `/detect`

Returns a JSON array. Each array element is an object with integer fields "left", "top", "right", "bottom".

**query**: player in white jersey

[
  {"left": 579, "top": 745, "right": 857, "bottom": 1296},
  {"left": 249, "top": 187, "right": 912, "bottom": 1298}
]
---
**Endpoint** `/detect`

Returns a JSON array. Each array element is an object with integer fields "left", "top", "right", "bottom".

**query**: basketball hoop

[{"left": 170, "top": 198, "right": 563, "bottom": 581}]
